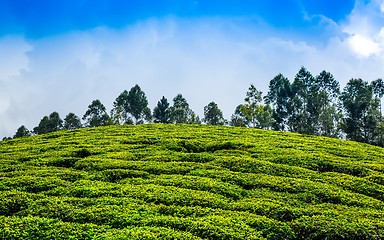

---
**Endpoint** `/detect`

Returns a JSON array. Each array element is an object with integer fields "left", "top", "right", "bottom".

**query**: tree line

[{"left": 4, "top": 67, "right": 384, "bottom": 147}]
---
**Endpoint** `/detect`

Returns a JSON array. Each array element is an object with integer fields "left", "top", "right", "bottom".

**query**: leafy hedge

[{"left": 1, "top": 124, "right": 384, "bottom": 239}]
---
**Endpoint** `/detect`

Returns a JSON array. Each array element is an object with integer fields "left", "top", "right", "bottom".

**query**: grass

[{"left": 1, "top": 123, "right": 384, "bottom": 239}]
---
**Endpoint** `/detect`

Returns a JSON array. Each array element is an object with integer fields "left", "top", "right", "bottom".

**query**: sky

[{"left": 1, "top": 0, "right": 384, "bottom": 137}]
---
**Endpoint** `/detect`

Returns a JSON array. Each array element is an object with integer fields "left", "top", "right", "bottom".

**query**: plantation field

[{"left": 1, "top": 124, "right": 384, "bottom": 239}]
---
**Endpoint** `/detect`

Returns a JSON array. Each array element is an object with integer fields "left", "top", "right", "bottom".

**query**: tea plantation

[{"left": 1, "top": 124, "right": 384, "bottom": 239}]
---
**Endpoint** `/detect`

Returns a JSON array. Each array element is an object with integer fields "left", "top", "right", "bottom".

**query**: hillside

[{"left": 1, "top": 124, "right": 384, "bottom": 239}]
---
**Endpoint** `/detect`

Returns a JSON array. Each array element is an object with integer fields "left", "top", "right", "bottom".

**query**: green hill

[{"left": 1, "top": 124, "right": 384, "bottom": 239}]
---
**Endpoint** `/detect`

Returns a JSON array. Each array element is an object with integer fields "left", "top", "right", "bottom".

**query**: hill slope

[{"left": 1, "top": 124, "right": 384, "bottom": 239}]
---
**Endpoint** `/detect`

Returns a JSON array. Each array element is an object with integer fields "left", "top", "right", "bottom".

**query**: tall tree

[
  {"left": 340, "top": 79, "right": 381, "bottom": 145},
  {"left": 240, "top": 84, "right": 262, "bottom": 128},
  {"left": 113, "top": 90, "right": 130, "bottom": 123},
  {"left": 63, "top": 113, "right": 82, "bottom": 130},
  {"left": 313, "top": 70, "right": 341, "bottom": 138},
  {"left": 371, "top": 78, "right": 384, "bottom": 145},
  {"left": 203, "top": 101, "right": 225, "bottom": 125},
  {"left": 110, "top": 106, "right": 126, "bottom": 125},
  {"left": 255, "top": 105, "right": 274, "bottom": 129},
  {"left": 240, "top": 84, "right": 272, "bottom": 129},
  {"left": 230, "top": 105, "right": 248, "bottom": 127},
  {"left": 33, "top": 116, "right": 51, "bottom": 135},
  {"left": 82, "top": 99, "right": 110, "bottom": 127},
  {"left": 265, "top": 74, "right": 292, "bottom": 131},
  {"left": 113, "top": 85, "right": 151, "bottom": 124},
  {"left": 127, "top": 85, "right": 151, "bottom": 124},
  {"left": 153, "top": 96, "right": 171, "bottom": 123},
  {"left": 33, "top": 112, "right": 63, "bottom": 134},
  {"left": 13, "top": 125, "right": 31, "bottom": 139},
  {"left": 290, "top": 67, "right": 316, "bottom": 134},
  {"left": 169, "top": 94, "right": 198, "bottom": 124},
  {"left": 48, "top": 112, "right": 63, "bottom": 132}
]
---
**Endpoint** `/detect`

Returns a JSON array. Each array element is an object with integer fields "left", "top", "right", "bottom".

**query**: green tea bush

[{"left": 1, "top": 124, "right": 384, "bottom": 239}]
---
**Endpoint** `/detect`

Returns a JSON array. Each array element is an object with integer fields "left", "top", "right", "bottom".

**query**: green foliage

[
  {"left": 13, "top": 125, "right": 31, "bottom": 139},
  {"left": 169, "top": 94, "right": 199, "bottom": 124},
  {"left": 230, "top": 104, "right": 248, "bottom": 127},
  {"left": 341, "top": 79, "right": 382, "bottom": 146},
  {"left": 1, "top": 124, "right": 384, "bottom": 239},
  {"left": 113, "top": 85, "right": 151, "bottom": 125},
  {"left": 203, "top": 101, "right": 225, "bottom": 125},
  {"left": 240, "top": 84, "right": 273, "bottom": 129},
  {"left": 153, "top": 96, "right": 171, "bottom": 124},
  {"left": 82, "top": 99, "right": 110, "bottom": 127},
  {"left": 265, "top": 73, "right": 292, "bottom": 131},
  {"left": 34, "top": 112, "right": 63, "bottom": 135},
  {"left": 63, "top": 112, "right": 82, "bottom": 130}
]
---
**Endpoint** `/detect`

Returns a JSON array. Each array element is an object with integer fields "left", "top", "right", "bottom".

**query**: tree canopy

[
  {"left": 6, "top": 75, "right": 384, "bottom": 148},
  {"left": 153, "top": 96, "right": 171, "bottom": 124},
  {"left": 113, "top": 85, "right": 151, "bottom": 124},
  {"left": 203, "top": 101, "right": 225, "bottom": 125},
  {"left": 82, "top": 100, "right": 110, "bottom": 127}
]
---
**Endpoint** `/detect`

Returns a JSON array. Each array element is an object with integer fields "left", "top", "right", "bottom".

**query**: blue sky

[{"left": 1, "top": 0, "right": 384, "bottom": 137}]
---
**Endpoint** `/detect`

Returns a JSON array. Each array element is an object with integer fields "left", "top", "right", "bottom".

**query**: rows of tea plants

[{"left": 1, "top": 124, "right": 384, "bottom": 239}]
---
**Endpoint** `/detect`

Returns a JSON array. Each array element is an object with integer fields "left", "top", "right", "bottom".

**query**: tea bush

[{"left": 1, "top": 124, "right": 384, "bottom": 239}]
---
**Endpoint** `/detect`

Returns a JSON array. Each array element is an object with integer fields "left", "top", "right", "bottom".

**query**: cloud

[
  {"left": 347, "top": 34, "right": 381, "bottom": 57},
  {"left": 341, "top": 0, "right": 384, "bottom": 57},
  {"left": 2, "top": 1, "right": 384, "bottom": 138}
]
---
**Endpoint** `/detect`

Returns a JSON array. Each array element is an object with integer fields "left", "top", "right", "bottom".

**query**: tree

[
  {"left": 340, "top": 79, "right": 381, "bottom": 145},
  {"left": 113, "top": 90, "right": 130, "bottom": 123},
  {"left": 34, "top": 116, "right": 50, "bottom": 134},
  {"left": 112, "top": 85, "right": 151, "bottom": 124},
  {"left": 169, "top": 94, "right": 198, "bottom": 124},
  {"left": 240, "top": 84, "right": 272, "bottom": 129},
  {"left": 230, "top": 105, "right": 248, "bottom": 127},
  {"left": 82, "top": 99, "right": 110, "bottom": 127},
  {"left": 110, "top": 106, "right": 126, "bottom": 125},
  {"left": 289, "top": 67, "right": 316, "bottom": 134},
  {"left": 63, "top": 113, "right": 82, "bottom": 130},
  {"left": 48, "top": 112, "right": 63, "bottom": 132},
  {"left": 240, "top": 84, "right": 262, "bottom": 128},
  {"left": 265, "top": 74, "right": 292, "bottom": 131},
  {"left": 126, "top": 85, "right": 151, "bottom": 124},
  {"left": 33, "top": 112, "right": 63, "bottom": 134},
  {"left": 187, "top": 112, "right": 201, "bottom": 124},
  {"left": 371, "top": 78, "right": 384, "bottom": 145},
  {"left": 153, "top": 96, "right": 171, "bottom": 123},
  {"left": 203, "top": 102, "right": 225, "bottom": 125},
  {"left": 255, "top": 105, "right": 274, "bottom": 129},
  {"left": 13, "top": 125, "right": 31, "bottom": 139}
]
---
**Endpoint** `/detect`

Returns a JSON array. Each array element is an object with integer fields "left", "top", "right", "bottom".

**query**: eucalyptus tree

[
  {"left": 265, "top": 73, "right": 292, "bottom": 131},
  {"left": 63, "top": 113, "right": 82, "bottom": 130},
  {"left": 313, "top": 70, "right": 341, "bottom": 137},
  {"left": 230, "top": 104, "right": 248, "bottom": 127},
  {"left": 371, "top": 78, "right": 384, "bottom": 145},
  {"left": 290, "top": 67, "right": 316, "bottom": 134},
  {"left": 240, "top": 84, "right": 273, "bottom": 129},
  {"left": 34, "top": 112, "right": 63, "bottom": 134},
  {"left": 169, "top": 94, "right": 198, "bottom": 124},
  {"left": 203, "top": 101, "right": 225, "bottom": 125},
  {"left": 113, "top": 85, "right": 151, "bottom": 124},
  {"left": 340, "top": 79, "right": 381, "bottom": 145},
  {"left": 82, "top": 100, "right": 110, "bottom": 127},
  {"left": 13, "top": 125, "right": 31, "bottom": 139}
]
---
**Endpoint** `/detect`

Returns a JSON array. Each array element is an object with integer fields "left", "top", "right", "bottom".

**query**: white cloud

[
  {"left": 2, "top": 2, "right": 384, "bottom": 138},
  {"left": 347, "top": 34, "right": 381, "bottom": 57},
  {"left": 341, "top": 0, "right": 384, "bottom": 58}
]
